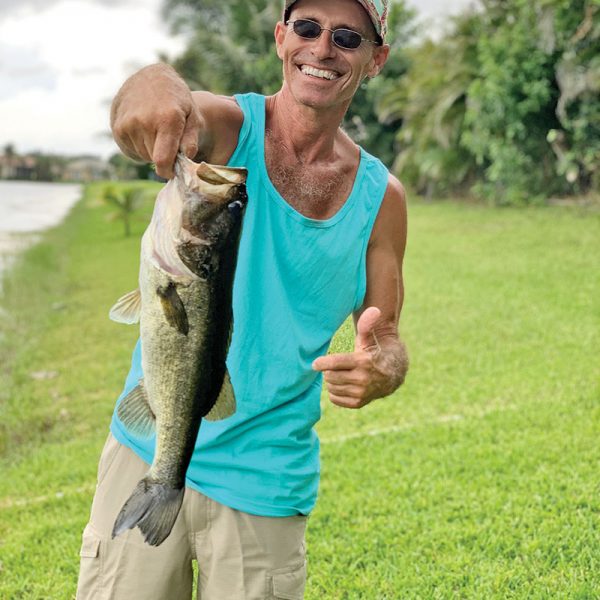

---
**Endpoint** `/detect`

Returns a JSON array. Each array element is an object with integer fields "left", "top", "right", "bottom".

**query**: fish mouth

[
  {"left": 193, "top": 161, "right": 247, "bottom": 186},
  {"left": 175, "top": 154, "right": 248, "bottom": 248},
  {"left": 176, "top": 154, "right": 248, "bottom": 204}
]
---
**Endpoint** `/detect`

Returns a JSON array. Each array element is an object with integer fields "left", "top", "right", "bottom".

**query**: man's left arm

[{"left": 312, "top": 175, "right": 408, "bottom": 408}]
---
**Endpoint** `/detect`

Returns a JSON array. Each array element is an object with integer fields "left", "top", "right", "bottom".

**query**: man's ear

[
  {"left": 274, "top": 21, "right": 287, "bottom": 60},
  {"left": 367, "top": 44, "right": 390, "bottom": 78}
]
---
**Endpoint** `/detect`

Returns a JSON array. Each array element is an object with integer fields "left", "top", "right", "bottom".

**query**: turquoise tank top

[{"left": 111, "top": 93, "right": 389, "bottom": 516}]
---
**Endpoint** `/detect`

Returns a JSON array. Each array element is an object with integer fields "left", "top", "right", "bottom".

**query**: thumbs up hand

[
  {"left": 312, "top": 307, "right": 403, "bottom": 409},
  {"left": 353, "top": 306, "right": 382, "bottom": 353}
]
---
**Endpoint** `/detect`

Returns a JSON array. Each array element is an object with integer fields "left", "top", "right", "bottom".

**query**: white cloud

[
  {"left": 406, "top": 0, "right": 479, "bottom": 38},
  {"left": 0, "top": 0, "right": 184, "bottom": 158},
  {"left": 0, "top": 44, "right": 57, "bottom": 100},
  {"left": 0, "top": 0, "right": 138, "bottom": 20}
]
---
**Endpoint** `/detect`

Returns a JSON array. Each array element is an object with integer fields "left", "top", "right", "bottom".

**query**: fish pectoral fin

[
  {"left": 117, "top": 380, "right": 156, "bottom": 437},
  {"left": 203, "top": 370, "right": 236, "bottom": 421},
  {"left": 109, "top": 289, "right": 142, "bottom": 324},
  {"left": 156, "top": 282, "right": 189, "bottom": 335}
]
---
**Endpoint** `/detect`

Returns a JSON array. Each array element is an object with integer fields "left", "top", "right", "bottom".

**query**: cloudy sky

[{"left": 0, "top": 0, "right": 474, "bottom": 160}]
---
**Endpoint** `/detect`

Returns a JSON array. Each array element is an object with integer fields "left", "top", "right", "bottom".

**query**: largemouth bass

[{"left": 108, "top": 154, "right": 248, "bottom": 546}]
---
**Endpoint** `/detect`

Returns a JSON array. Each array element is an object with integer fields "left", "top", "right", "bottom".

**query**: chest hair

[{"left": 264, "top": 129, "right": 355, "bottom": 220}]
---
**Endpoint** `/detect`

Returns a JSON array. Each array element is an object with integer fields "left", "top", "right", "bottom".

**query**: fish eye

[{"left": 227, "top": 200, "right": 243, "bottom": 216}]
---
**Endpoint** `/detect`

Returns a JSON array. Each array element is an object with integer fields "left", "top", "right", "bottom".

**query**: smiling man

[{"left": 77, "top": 1, "right": 408, "bottom": 598}]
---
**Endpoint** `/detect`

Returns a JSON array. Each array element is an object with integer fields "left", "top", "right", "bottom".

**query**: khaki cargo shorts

[{"left": 76, "top": 433, "right": 307, "bottom": 600}]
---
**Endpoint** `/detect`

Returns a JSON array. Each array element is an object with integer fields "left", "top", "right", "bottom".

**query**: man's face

[{"left": 274, "top": 0, "right": 389, "bottom": 112}]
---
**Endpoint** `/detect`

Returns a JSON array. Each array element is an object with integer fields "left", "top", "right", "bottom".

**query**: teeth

[{"left": 300, "top": 65, "right": 339, "bottom": 80}]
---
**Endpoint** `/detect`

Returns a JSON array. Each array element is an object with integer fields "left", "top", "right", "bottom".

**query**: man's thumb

[{"left": 355, "top": 306, "right": 381, "bottom": 350}]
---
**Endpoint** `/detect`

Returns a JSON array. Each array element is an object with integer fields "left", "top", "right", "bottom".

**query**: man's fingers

[
  {"left": 323, "top": 369, "right": 368, "bottom": 386},
  {"left": 328, "top": 393, "right": 366, "bottom": 409},
  {"left": 142, "top": 134, "right": 156, "bottom": 167},
  {"left": 326, "top": 383, "right": 363, "bottom": 398},
  {"left": 152, "top": 128, "right": 183, "bottom": 179},
  {"left": 312, "top": 353, "right": 361, "bottom": 372},
  {"left": 120, "top": 130, "right": 152, "bottom": 164},
  {"left": 180, "top": 109, "right": 201, "bottom": 159}
]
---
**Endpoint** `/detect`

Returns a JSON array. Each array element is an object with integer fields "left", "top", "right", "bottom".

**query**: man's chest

[{"left": 264, "top": 145, "right": 356, "bottom": 220}]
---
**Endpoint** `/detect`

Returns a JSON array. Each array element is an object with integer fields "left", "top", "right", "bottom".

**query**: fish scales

[
  {"left": 108, "top": 154, "right": 248, "bottom": 546},
  {"left": 140, "top": 259, "right": 228, "bottom": 481}
]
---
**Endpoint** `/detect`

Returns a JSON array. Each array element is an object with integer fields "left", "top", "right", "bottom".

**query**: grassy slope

[{"left": 0, "top": 186, "right": 598, "bottom": 599}]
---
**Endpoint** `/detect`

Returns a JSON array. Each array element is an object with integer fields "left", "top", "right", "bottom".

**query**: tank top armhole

[
  {"left": 227, "top": 94, "right": 255, "bottom": 166},
  {"left": 353, "top": 154, "right": 390, "bottom": 312}
]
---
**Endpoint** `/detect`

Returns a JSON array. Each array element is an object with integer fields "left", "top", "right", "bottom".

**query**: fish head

[
  {"left": 176, "top": 156, "right": 248, "bottom": 244},
  {"left": 175, "top": 155, "right": 248, "bottom": 278}
]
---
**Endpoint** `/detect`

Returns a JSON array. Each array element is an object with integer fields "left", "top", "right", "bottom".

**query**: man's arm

[
  {"left": 110, "top": 63, "right": 243, "bottom": 178},
  {"left": 313, "top": 174, "right": 408, "bottom": 408}
]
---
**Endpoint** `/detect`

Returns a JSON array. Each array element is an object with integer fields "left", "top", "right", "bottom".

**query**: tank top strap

[
  {"left": 350, "top": 148, "right": 390, "bottom": 311},
  {"left": 229, "top": 93, "right": 265, "bottom": 166}
]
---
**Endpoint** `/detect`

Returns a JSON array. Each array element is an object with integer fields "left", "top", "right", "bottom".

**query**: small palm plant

[{"left": 102, "top": 184, "right": 146, "bottom": 237}]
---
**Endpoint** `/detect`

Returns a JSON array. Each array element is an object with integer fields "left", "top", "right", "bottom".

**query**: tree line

[{"left": 161, "top": 0, "right": 599, "bottom": 204}]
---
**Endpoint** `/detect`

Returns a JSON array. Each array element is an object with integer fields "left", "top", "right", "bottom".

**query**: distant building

[
  {"left": 0, "top": 152, "right": 114, "bottom": 182},
  {"left": 0, "top": 154, "right": 36, "bottom": 179},
  {"left": 63, "top": 157, "right": 114, "bottom": 182}
]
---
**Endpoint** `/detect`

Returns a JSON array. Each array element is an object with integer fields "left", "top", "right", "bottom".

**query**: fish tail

[{"left": 111, "top": 476, "right": 184, "bottom": 546}]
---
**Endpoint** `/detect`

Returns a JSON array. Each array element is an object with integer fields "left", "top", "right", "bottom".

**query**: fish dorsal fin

[
  {"left": 109, "top": 289, "right": 142, "bottom": 324},
  {"left": 117, "top": 380, "right": 156, "bottom": 437},
  {"left": 203, "top": 370, "right": 236, "bottom": 421}
]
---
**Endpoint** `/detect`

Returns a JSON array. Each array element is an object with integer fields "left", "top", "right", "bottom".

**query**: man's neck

[{"left": 266, "top": 86, "right": 351, "bottom": 164}]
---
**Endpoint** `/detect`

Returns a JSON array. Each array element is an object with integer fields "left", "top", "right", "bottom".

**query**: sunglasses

[{"left": 287, "top": 18, "right": 379, "bottom": 50}]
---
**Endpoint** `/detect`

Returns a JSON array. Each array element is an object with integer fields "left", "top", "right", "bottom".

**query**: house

[
  {"left": 0, "top": 154, "right": 36, "bottom": 179},
  {"left": 63, "top": 157, "right": 114, "bottom": 182}
]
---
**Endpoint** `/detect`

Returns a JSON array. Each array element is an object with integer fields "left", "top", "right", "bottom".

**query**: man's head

[
  {"left": 284, "top": 0, "right": 388, "bottom": 44},
  {"left": 275, "top": 0, "right": 390, "bottom": 112}
]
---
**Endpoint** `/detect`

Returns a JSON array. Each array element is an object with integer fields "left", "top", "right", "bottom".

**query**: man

[{"left": 77, "top": 0, "right": 408, "bottom": 598}]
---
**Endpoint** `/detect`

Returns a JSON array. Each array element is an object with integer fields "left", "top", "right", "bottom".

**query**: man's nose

[{"left": 311, "top": 29, "right": 336, "bottom": 60}]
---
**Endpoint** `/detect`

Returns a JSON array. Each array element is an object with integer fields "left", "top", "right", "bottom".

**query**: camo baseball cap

[{"left": 284, "top": 0, "right": 389, "bottom": 42}]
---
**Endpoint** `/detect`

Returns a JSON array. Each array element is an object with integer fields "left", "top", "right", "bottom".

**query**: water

[{"left": 0, "top": 181, "right": 82, "bottom": 285}]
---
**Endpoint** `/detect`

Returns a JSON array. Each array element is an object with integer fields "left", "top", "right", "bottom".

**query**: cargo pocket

[
  {"left": 76, "top": 525, "right": 103, "bottom": 600},
  {"left": 269, "top": 561, "right": 307, "bottom": 600}
]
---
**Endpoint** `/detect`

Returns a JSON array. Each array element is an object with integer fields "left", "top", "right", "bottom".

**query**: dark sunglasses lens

[
  {"left": 333, "top": 29, "right": 362, "bottom": 49},
  {"left": 293, "top": 20, "right": 321, "bottom": 39}
]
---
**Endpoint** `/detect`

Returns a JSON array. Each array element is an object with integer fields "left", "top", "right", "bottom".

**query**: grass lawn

[{"left": 0, "top": 184, "right": 598, "bottom": 599}]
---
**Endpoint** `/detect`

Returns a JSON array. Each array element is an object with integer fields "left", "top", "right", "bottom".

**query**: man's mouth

[{"left": 299, "top": 65, "right": 341, "bottom": 81}]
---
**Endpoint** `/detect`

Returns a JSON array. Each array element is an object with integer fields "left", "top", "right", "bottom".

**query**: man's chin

[{"left": 287, "top": 83, "right": 348, "bottom": 111}]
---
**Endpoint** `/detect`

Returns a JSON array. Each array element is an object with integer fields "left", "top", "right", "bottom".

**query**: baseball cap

[{"left": 283, "top": 0, "right": 389, "bottom": 42}]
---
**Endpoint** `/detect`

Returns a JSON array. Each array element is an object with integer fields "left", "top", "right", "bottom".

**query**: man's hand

[
  {"left": 312, "top": 307, "right": 407, "bottom": 409},
  {"left": 110, "top": 64, "right": 203, "bottom": 179}
]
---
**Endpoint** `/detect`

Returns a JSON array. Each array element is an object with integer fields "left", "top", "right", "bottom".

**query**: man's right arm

[{"left": 110, "top": 63, "right": 243, "bottom": 179}]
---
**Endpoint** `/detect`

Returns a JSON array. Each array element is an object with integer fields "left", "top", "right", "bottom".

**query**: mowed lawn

[{"left": 0, "top": 184, "right": 598, "bottom": 599}]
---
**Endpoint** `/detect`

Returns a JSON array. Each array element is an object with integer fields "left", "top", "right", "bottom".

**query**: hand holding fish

[
  {"left": 313, "top": 306, "right": 406, "bottom": 409},
  {"left": 110, "top": 64, "right": 202, "bottom": 179}
]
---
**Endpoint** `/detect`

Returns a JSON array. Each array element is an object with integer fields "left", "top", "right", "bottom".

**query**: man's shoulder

[
  {"left": 368, "top": 173, "right": 407, "bottom": 247},
  {"left": 384, "top": 173, "right": 407, "bottom": 206},
  {"left": 192, "top": 92, "right": 246, "bottom": 164},
  {"left": 193, "top": 91, "right": 245, "bottom": 127}
]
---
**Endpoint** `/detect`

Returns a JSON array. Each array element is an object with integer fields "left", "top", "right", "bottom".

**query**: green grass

[{"left": 0, "top": 187, "right": 598, "bottom": 598}]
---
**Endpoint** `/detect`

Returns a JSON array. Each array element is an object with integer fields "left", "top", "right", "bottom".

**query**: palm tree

[
  {"left": 164, "top": 0, "right": 282, "bottom": 94},
  {"left": 102, "top": 184, "right": 146, "bottom": 237},
  {"left": 378, "top": 13, "right": 482, "bottom": 197}
]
